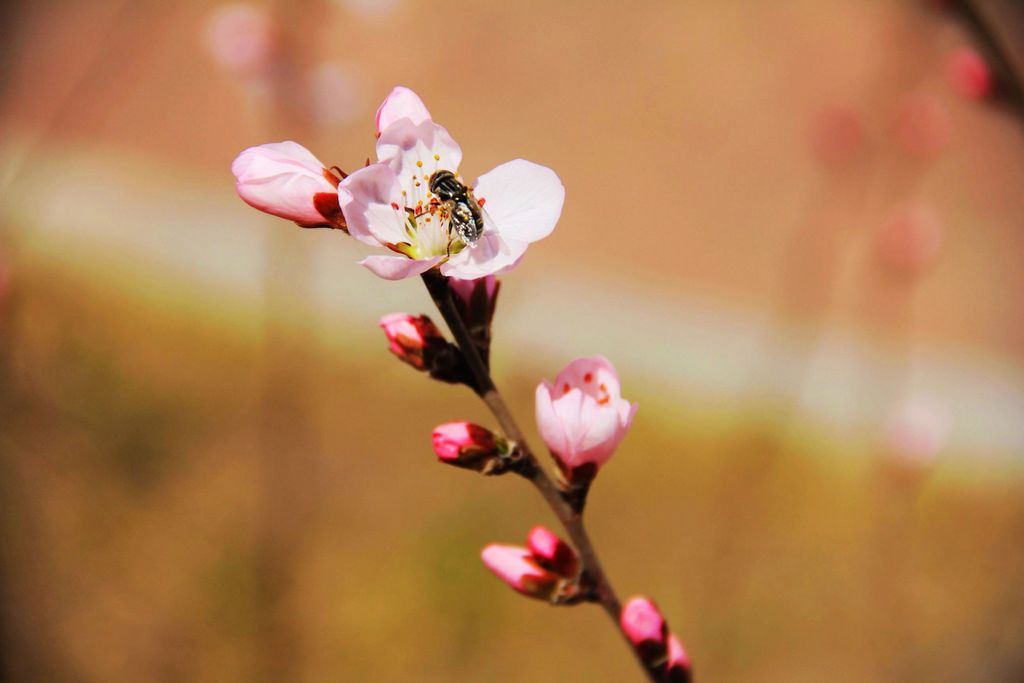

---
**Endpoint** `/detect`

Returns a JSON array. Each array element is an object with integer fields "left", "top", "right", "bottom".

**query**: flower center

[{"left": 397, "top": 157, "right": 474, "bottom": 259}]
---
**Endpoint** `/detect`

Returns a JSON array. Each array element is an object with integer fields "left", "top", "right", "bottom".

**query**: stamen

[
  {"left": 416, "top": 160, "right": 423, "bottom": 168},
  {"left": 433, "top": 154, "right": 440, "bottom": 161}
]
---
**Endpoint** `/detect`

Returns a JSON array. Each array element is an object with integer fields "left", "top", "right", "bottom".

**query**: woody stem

[{"left": 421, "top": 271, "right": 659, "bottom": 682}]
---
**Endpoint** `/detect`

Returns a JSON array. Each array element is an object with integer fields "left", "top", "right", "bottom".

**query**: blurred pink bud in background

[
  {"left": 809, "top": 105, "right": 865, "bottom": 168},
  {"left": 378, "top": 313, "right": 444, "bottom": 370},
  {"left": 883, "top": 398, "right": 950, "bottom": 470},
  {"left": 431, "top": 421, "right": 501, "bottom": 465},
  {"left": 526, "top": 525, "right": 579, "bottom": 578},
  {"left": 620, "top": 596, "right": 667, "bottom": 647},
  {"left": 875, "top": 202, "right": 943, "bottom": 278},
  {"left": 535, "top": 356, "right": 637, "bottom": 480},
  {"left": 480, "top": 544, "right": 560, "bottom": 600},
  {"left": 947, "top": 48, "right": 994, "bottom": 101},
  {"left": 204, "top": 3, "right": 275, "bottom": 78},
  {"left": 892, "top": 92, "right": 952, "bottom": 160},
  {"left": 232, "top": 141, "right": 343, "bottom": 228}
]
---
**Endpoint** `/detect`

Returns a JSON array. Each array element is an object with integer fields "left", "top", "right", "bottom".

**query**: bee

[{"left": 428, "top": 170, "right": 484, "bottom": 248}]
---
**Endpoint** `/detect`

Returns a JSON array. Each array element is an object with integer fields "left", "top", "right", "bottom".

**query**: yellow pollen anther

[
  {"left": 423, "top": 174, "right": 429, "bottom": 180},
  {"left": 415, "top": 181, "right": 421, "bottom": 187},
  {"left": 416, "top": 160, "right": 423, "bottom": 168},
  {"left": 433, "top": 154, "right": 440, "bottom": 161}
]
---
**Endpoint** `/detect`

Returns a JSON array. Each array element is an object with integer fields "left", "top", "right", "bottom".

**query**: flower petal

[
  {"left": 535, "top": 381, "right": 571, "bottom": 462},
  {"left": 376, "top": 86, "right": 432, "bottom": 135},
  {"left": 376, "top": 118, "right": 462, "bottom": 188},
  {"left": 338, "top": 163, "right": 407, "bottom": 246},
  {"left": 441, "top": 234, "right": 529, "bottom": 279},
  {"left": 473, "top": 159, "right": 564, "bottom": 242},
  {"left": 359, "top": 254, "right": 441, "bottom": 280},
  {"left": 232, "top": 141, "right": 338, "bottom": 226}
]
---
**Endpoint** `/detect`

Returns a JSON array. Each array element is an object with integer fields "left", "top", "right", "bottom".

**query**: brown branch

[{"left": 421, "top": 271, "right": 660, "bottom": 682}]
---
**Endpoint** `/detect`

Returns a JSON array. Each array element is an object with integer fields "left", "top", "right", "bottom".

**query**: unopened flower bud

[
  {"left": 480, "top": 544, "right": 560, "bottom": 601},
  {"left": 666, "top": 634, "right": 693, "bottom": 683},
  {"left": 621, "top": 596, "right": 669, "bottom": 664},
  {"left": 232, "top": 141, "right": 345, "bottom": 229},
  {"left": 432, "top": 422, "right": 507, "bottom": 472},
  {"left": 526, "top": 525, "right": 579, "bottom": 578},
  {"left": 379, "top": 313, "right": 445, "bottom": 370},
  {"left": 449, "top": 275, "right": 500, "bottom": 325}
]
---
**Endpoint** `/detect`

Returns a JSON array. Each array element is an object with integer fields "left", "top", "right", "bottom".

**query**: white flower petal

[
  {"left": 339, "top": 163, "right": 407, "bottom": 246},
  {"left": 441, "top": 234, "right": 528, "bottom": 279},
  {"left": 376, "top": 119, "right": 462, "bottom": 192},
  {"left": 473, "top": 159, "right": 564, "bottom": 243},
  {"left": 359, "top": 254, "right": 442, "bottom": 280}
]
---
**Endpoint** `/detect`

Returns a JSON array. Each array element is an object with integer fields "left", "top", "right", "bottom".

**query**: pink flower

[
  {"left": 947, "top": 48, "right": 994, "bottom": 101},
  {"left": 378, "top": 313, "right": 445, "bottom": 370},
  {"left": 526, "top": 525, "right": 579, "bottom": 578},
  {"left": 339, "top": 86, "right": 565, "bottom": 280},
  {"left": 480, "top": 544, "right": 561, "bottom": 600},
  {"left": 535, "top": 356, "right": 637, "bottom": 477},
  {"left": 432, "top": 422, "right": 502, "bottom": 469},
  {"left": 232, "top": 141, "right": 345, "bottom": 228},
  {"left": 620, "top": 597, "right": 667, "bottom": 647}
]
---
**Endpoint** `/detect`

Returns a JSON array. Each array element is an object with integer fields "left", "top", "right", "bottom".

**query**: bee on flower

[{"left": 232, "top": 86, "right": 565, "bottom": 280}]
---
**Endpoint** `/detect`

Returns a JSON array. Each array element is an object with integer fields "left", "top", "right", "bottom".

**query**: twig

[{"left": 421, "top": 271, "right": 660, "bottom": 682}]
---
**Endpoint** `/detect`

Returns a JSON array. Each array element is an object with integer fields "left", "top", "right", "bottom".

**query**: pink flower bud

[
  {"left": 526, "top": 525, "right": 579, "bottom": 578},
  {"left": 947, "top": 48, "right": 994, "bottom": 101},
  {"left": 535, "top": 356, "right": 637, "bottom": 480},
  {"left": 620, "top": 596, "right": 668, "bottom": 648},
  {"left": 449, "top": 275, "right": 499, "bottom": 315},
  {"left": 480, "top": 544, "right": 560, "bottom": 600},
  {"left": 666, "top": 634, "right": 693, "bottom": 682},
  {"left": 448, "top": 275, "right": 500, "bottom": 347},
  {"left": 379, "top": 313, "right": 445, "bottom": 370},
  {"left": 432, "top": 422, "right": 502, "bottom": 470},
  {"left": 232, "top": 141, "right": 344, "bottom": 228}
]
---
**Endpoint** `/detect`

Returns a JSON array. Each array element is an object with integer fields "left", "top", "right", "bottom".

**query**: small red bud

[
  {"left": 526, "top": 525, "right": 579, "bottom": 578},
  {"left": 378, "top": 313, "right": 445, "bottom": 370}
]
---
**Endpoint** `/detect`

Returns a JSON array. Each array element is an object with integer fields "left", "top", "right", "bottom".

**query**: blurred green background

[{"left": 1, "top": 0, "right": 1024, "bottom": 681}]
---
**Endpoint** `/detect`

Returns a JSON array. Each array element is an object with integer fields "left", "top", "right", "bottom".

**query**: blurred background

[{"left": 1, "top": 0, "right": 1023, "bottom": 681}]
